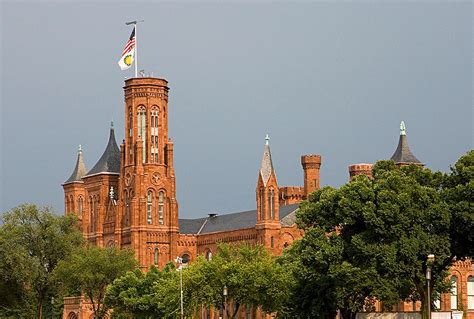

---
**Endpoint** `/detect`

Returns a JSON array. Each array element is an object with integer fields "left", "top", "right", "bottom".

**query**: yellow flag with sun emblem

[{"left": 118, "top": 27, "right": 136, "bottom": 71}]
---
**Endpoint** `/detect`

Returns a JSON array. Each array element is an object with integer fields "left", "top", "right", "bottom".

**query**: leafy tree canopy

[
  {"left": 0, "top": 204, "right": 83, "bottom": 319},
  {"left": 289, "top": 153, "right": 474, "bottom": 318},
  {"left": 55, "top": 245, "right": 137, "bottom": 319}
]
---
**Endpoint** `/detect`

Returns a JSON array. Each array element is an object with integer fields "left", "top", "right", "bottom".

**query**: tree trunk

[{"left": 38, "top": 300, "right": 43, "bottom": 319}]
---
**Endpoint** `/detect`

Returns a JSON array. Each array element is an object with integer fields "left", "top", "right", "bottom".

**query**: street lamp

[
  {"left": 175, "top": 257, "right": 184, "bottom": 319},
  {"left": 223, "top": 285, "right": 228, "bottom": 319},
  {"left": 426, "top": 254, "right": 435, "bottom": 319}
]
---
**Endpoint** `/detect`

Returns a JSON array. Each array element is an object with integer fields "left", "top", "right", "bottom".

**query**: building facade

[{"left": 62, "top": 78, "right": 473, "bottom": 319}]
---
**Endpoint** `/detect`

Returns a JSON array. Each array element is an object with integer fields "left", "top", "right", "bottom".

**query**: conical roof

[
  {"left": 260, "top": 134, "right": 274, "bottom": 186},
  {"left": 390, "top": 121, "right": 422, "bottom": 165},
  {"left": 85, "top": 123, "right": 120, "bottom": 176},
  {"left": 64, "top": 145, "right": 87, "bottom": 184}
]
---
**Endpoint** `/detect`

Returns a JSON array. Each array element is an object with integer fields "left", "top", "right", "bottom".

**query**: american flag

[{"left": 121, "top": 27, "right": 136, "bottom": 56}]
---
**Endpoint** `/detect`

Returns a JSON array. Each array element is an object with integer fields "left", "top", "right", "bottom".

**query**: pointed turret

[
  {"left": 86, "top": 122, "right": 121, "bottom": 176},
  {"left": 260, "top": 134, "right": 274, "bottom": 186},
  {"left": 390, "top": 121, "right": 423, "bottom": 166},
  {"left": 64, "top": 145, "right": 87, "bottom": 184}
]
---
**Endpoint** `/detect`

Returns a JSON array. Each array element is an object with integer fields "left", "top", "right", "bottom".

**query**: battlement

[
  {"left": 279, "top": 186, "right": 305, "bottom": 205},
  {"left": 301, "top": 154, "right": 322, "bottom": 166},
  {"left": 348, "top": 163, "right": 373, "bottom": 181}
]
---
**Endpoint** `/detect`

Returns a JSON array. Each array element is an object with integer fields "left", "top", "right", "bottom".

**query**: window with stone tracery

[
  {"left": 128, "top": 107, "right": 133, "bottom": 163},
  {"left": 147, "top": 190, "right": 153, "bottom": 224},
  {"left": 154, "top": 248, "right": 159, "bottom": 265},
  {"left": 158, "top": 191, "right": 164, "bottom": 225},
  {"left": 151, "top": 107, "right": 159, "bottom": 162},
  {"left": 137, "top": 106, "right": 146, "bottom": 163},
  {"left": 78, "top": 196, "right": 84, "bottom": 217},
  {"left": 268, "top": 188, "right": 275, "bottom": 219},
  {"left": 124, "top": 191, "right": 131, "bottom": 227}
]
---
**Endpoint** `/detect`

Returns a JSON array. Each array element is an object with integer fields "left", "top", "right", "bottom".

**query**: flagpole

[
  {"left": 125, "top": 20, "right": 144, "bottom": 78},
  {"left": 134, "top": 22, "right": 138, "bottom": 78}
]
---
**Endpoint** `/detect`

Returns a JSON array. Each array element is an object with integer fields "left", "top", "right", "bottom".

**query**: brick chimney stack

[
  {"left": 348, "top": 163, "right": 373, "bottom": 181},
  {"left": 301, "top": 154, "right": 321, "bottom": 197}
]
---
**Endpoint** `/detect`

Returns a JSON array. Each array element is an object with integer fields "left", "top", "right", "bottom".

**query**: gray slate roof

[
  {"left": 86, "top": 125, "right": 121, "bottom": 176},
  {"left": 64, "top": 146, "right": 87, "bottom": 184},
  {"left": 260, "top": 138, "right": 274, "bottom": 186},
  {"left": 179, "top": 203, "right": 299, "bottom": 234},
  {"left": 390, "top": 134, "right": 422, "bottom": 164}
]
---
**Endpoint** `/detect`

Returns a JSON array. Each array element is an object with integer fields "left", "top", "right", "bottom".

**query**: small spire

[
  {"left": 260, "top": 134, "right": 274, "bottom": 186},
  {"left": 110, "top": 120, "right": 114, "bottom": 129},
  {"left": 400, "top": 121, "right": 406, "bottom": 136},
  {"left": 64, "top": 145, "right": 88, "bottom": 184}
]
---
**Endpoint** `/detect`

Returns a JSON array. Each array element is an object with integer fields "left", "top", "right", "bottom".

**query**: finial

[
  {"left": 78, "top": 144, "right": 82, "bottom": 153},
  {"left": 110, "top": 120, "right": 114, "bottom": 129},
  {"left": 109, "top": 186, "right": 114, "bottom": 199},
  {"left": 400, "top": 121, "right": 406, "bottom": 136},
  {"left": 265, "top": 134, "right": 270, "bottom": 146}
]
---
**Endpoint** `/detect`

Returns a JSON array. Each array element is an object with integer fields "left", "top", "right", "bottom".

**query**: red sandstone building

[{"left": 62, "top": 78, "right": 473, "bottom": 319}]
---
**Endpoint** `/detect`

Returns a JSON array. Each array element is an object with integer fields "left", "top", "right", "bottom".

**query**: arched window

[
  {"left": 70, "top": 195, "right": 74, "bottom": 212},
  {"left": 128, "top": 107, "right": 133, "bottom": 163},
  {"left": 151, "top": 107, "right": 159, "bottom": 163},
  {"left": 451, "top": 276, "right": 458, "bottom": 310},
  {"left": 124, "top": 191, "right": 130, "bottom": 227},
  {"left": 181, "top": 253, "right": 190, "bottom": 264},
  {"left": 259, "top": 188, "right": 264, "bottom": 219},
  {"left": 154, "top": 248, "right": 159, "bottom": 265},
  {"left": 268, "top": 188, "right": 275, "bottom": 219},
  {"left": 77, "top": 197, "right": 84, "bottom": 217},
  {"left": 468, "top": 276, "right": 474, "bottom": 310},
  {"left": 271, "top": 236, "right": 274, "bottom": 248},
  {"left": 147, "top": 190, "right": 153, "bottom": 224},
  {"left": 137, "top": 106, "right": 146, "bottom": 163},
  {"left": 158, "top": 191, "right": 164, "bottom": 225},
  {"left": 89, "top": 197, "right": 93, "bottom": 232},
  {"left": 206, "top": 250, "right": 212, "bottom": 261}
]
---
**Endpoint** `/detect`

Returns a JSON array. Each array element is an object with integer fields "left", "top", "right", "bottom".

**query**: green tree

[
  {"left": 442, "top": 150, "right": 474, "bottom": 260},
  {"left": 55, "top": 245, "right": 137, "bottom": 319},
  {"left": 184, "top": 243, "right": 291, "bottom": 319},
  {"left": 294, "top": 161, "right": 454, "bottom": 318},
  {"left": 0, "top": 204, "right": 83, "bottom": 319},
  {"left": 105, "top": 263, "right": 180, "bottom": 319}
]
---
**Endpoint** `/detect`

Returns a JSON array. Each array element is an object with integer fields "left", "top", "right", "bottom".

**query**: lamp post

[
  {"left": 223, "top": 285, "right": 228, "bottom": 319},
  {"left": 426, "top": 254, "right": 435, "bottom": 319},
  {"left": 175, "top": 257, "right": 184, "bottom": 319}
]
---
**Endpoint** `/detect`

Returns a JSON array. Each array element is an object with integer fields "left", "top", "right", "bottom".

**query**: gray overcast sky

[{"left": 1, "top": 1, "right": 472, "bottom": 218}]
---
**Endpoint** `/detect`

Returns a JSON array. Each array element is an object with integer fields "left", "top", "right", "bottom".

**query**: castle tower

[
  {"left": 348, "top": 163, "right": 373, "bottom": 181},
  {"left": 82, "top": 123, "right": 121, "bottom": 247},
  {"left": 255, "top": 135, "right": 281, "bottom": 251},
  {"left": 118, "top": 77, "right": 179, "bottom": 270},
  {"left": 63, "top": 145, "right": 87, "bottom": 221},
  {"left": 390, "top": 121, "right": 423, "bottom": 167},
  {"left": 301, "top": 154, "right": 321, "bottom": 197}
]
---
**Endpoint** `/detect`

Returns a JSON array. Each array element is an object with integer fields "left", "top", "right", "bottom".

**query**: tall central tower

[{"left": 118, "top": 77, "right": 179, "bottom": 269}]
